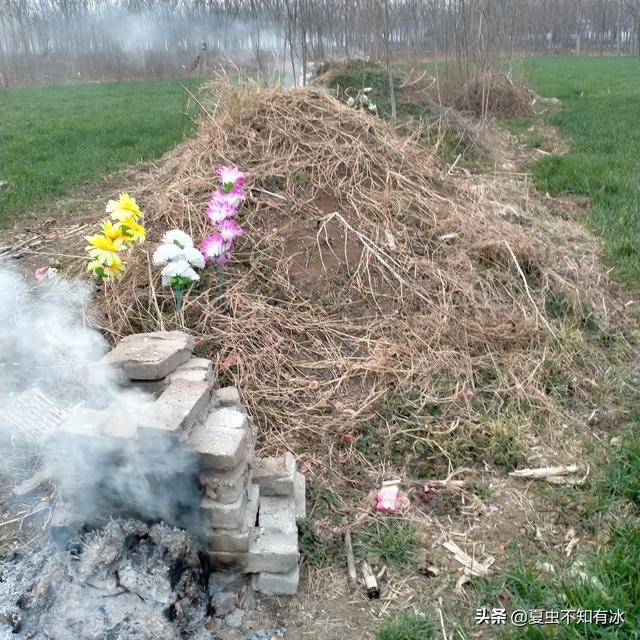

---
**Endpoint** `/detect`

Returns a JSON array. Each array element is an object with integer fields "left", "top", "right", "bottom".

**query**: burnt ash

[{"left": 0, "top": 519, "right": 213, "bottom": 640}]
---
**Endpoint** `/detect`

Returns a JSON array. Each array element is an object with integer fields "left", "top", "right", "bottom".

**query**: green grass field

[
  {"left": 0, "top": 79, "right": 197, "bottom": 225},
  {"left": 525, "top": 56, "right": 640, "bottom": 287}
]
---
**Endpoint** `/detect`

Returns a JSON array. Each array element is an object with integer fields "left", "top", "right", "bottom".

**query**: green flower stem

[
  {"left": 174, "top": 285, "right": 184, "bottom": 311},
  {"left": 216, "top": 264, "right": 224, "bottom": 299}
]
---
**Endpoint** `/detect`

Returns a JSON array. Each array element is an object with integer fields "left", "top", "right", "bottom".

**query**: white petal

[
  {"left": 162, "top": 229, "right": 193, "bottom": 248},
  {"left": 153, "top": 244, "right": 182, "bottom": 265},
  {"left": 183, "top": 246, "right": 206, "bottom": 269}
]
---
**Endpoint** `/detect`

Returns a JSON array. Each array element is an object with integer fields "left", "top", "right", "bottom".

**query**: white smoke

[{"left": 0, "top": 264, "right": 205, "bottom": 536}]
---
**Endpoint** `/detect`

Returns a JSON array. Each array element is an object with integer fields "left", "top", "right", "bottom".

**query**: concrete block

[
  {"left": 294, "top": 471, "right": 306, "bottom": 520},
  {"left": 258, "top": 495, "right": 297, "bottom": 533},
  {"left": 105, "top": 331, "right": 194, "bottom": 380},
  {"left": 214, "top": 386, "right": 241, "bottom": 407},
  {"left": 168, "top": 357, "right": 214, "bottom": 384},
  {"left": 252, "top": 566, "right": 299, "bottom": 596},
  {"left": 207, "top": 484, "right": 259, "bottom": 552},
  {"left": 188, "top": 422, "right": 249, "bottom": 470},
  {"left": 210, "top": 551, "right": 249, "bottom": 572},
  {"left": 202, "top": 486, "right": 248, "bottom": 530},
  {"left": 141, "top": 380, "right": 211, "bottom": 436},
  {"left": 247, "top": 529, "right": 298, "bottom": 573},
  {"left": 205, "top": 407, "right": 248, "bottom": 431},
  {"left": 200, "top": 459, "right": 251, "bottom": 503},
  {"left": 208, "top": 527, "right": 253, "bottom": 553},
  {"left": 253, "top": 452, "right": 295, "bottom": 496}
]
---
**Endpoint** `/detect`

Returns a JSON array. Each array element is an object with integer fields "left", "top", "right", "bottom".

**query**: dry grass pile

[
  {"left": 448, "top": 72, "right": 535, "bottom": 118},
  {"left": 101, "top": 83, "right": 613, "bottom": 464}
]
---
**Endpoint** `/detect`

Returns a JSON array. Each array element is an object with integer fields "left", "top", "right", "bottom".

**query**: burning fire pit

[{"left": 0, "top": 329, "right": 304, "bottom": 638}]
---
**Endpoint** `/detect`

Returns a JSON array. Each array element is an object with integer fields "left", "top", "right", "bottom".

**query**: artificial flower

[
  {"left": 161, "top": 260, "right": 200, "bottom": 287},
  {"left": 210, "top": 187, "right": 246, "bottom": 210},
  {"left": 85, "top": 234, "right": 125, "bottom": 265},
  {"left": 120, "top": 215, "right": 146, "bottom": 244},
  {"left": 162, "top": 229, "right": 193, "bottom": 248},
  {"left": 153, "top": 243, "right": 205, "bottom": 269},
  {"left": 34, "top": 266, "right": 58, "bottom": 280},
  {"left": 217, "top": 166, "right": 245, "bottom": 192},
  {"left": 219, "top": 218, "right": 244, "bottom": 247},
  {"left": 106, "top": 193, "right": 142, "bottom": 221},
  {"left": 87, "top": 259, "right": 126, "bottom": 281},
  {"left": 201, "top": 233, "right": 228, "bottom": 263},
  {"left": 206, "top": 198, "right": 237, "bottom": 225}
]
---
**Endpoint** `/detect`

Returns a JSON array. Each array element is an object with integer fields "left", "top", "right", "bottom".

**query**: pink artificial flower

[
  {"left": 217, "top": 166, "right": 245, "bottom": 192},
  {"left": 201, "top": 233, "right": 228, "bottom": 264},
  {"left": 206, "top": 199, "right": 237, "bottom": 225},
  {"left": 35, "top": 266, "right": 58, "bottom": 280},
  {"left": 219, "top": 218, "right": 244, "bottom": 248},
  {"left": 211, "top": 187, "right": 246, "bottom": 210}
]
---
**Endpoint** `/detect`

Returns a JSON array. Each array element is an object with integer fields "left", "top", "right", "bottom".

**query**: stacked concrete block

[{"left": 46, "top": 331, "right": 305, "bottom": 596}]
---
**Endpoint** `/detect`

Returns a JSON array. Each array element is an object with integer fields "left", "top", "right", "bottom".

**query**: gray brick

[
  {"left": 205, "top": 407, "right": 248, "bottom": 431},
  {"left": 200, "top": 459, "right": 252, "bottom": 503},
  {"left": 247, "top": 529, "right": 298, "bottom": 573},
  {"left": 168, "top": 357, "right": 214, "bottom": 384},
  {"left": 214, "top": 386, "right": 241, "bottom": 407},
  {"left": 140, "top": 380, "right": 211, "bottom": 436},
  {"left": 294, "top": 471, "right": 306, "bottom": 519},
  {"left": 252, "top": 566, "right": 299, "bottom": 596},
  {"left": 207, "top": 483, "right": 259, "bottom": 552},
  {"left": 189, "top": 422, "right": 249, "bottom": 470},
  {"left": 209, "top": 551, "right": 249, "bottom": 572},
  {"left": 202, "top": 487, "right": 248, "bottom": 530},
  {"left": 258, "top": 495, "right": 296, "bottom": 532},
  {"left": 253, "top": 452, "right": 295, "bottom": 496},
  {"left": 104, "top": 331, "right": 194, "bottom": 380}
]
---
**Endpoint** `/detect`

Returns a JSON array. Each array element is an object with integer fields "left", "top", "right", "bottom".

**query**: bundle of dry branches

[{"left": 98, "top": 83, "right": 612, "bottom": 456}]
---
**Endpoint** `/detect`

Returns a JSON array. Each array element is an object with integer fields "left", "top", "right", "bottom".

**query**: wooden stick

[
  {"left": 361, "top": 560, "right": 380, "bottom": 599},
  {"left": 344, "top": 528, "right": 357, "bottom": 592},
  {"left": 509, "top": 465, "right": 579, "bottom": 479}
]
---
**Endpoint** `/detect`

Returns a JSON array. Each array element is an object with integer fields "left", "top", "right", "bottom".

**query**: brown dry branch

[{"left": 94, "top": 82, "right": 615, "bottom": 469}]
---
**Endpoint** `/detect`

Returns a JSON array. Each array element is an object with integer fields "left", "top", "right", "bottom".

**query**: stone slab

[
  {"left": 253, "top": 452, "right": 295, "bottom": 496},
  {"left": 188, "top": 422, "right": 249, "bottom": 470},
  {"left": 252, "top": 566, "right": 299, "bottom": 596},
  {"left": 258, "top": 495, "right": 297, "bottom": 533},
  {"left": 1, "top": 388, "right": 68, "bottom": 443},
  {"left": 104, "top": 331, "right": 194, "bottom": 381}
]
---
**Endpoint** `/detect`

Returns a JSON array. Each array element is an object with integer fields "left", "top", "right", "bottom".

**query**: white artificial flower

[
  {"left": 161, "top": 260, "right": 200, "bottom": 286},
  {"left": 153, "top": 243, "right": 205, "bottom": 269},
  {"left": 161, "top": 229, "right": 194, "bottom": 248},
  {"left": 152, "top": 243, "right": 182, "bottom": 265},
  {"left": 182, "top": 246, "right": 206, "bottom": 269}
]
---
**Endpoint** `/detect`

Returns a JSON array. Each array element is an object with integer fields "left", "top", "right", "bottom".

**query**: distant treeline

[{"left": 1, "top": 0, "right": 639, "bottom": 87}]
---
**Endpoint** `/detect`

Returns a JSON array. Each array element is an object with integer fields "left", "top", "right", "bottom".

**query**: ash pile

[{"left": 0, "top": 519, "right": 213, "bottom": 640}]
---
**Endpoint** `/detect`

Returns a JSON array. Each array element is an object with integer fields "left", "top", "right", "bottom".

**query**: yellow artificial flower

[
  {"left": 101, "top": 219, "right": 125, "bottom": 241},
  {"left": 85, "top": 234, "right": 125, "bottom": 265},
  {"left": 87, "top": 259, "right": 126, "bottom": 281},
  {"left": 120, "top": 214, "right": 146, "bottom": 244},
  {"left": 106, "top": 193, "right": 142, "bottom": 222}
]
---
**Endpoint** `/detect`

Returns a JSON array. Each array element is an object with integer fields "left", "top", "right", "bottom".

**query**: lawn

[
  {"left": 466, "top": 56, "right": 640, "bottom": 640},
  {"left": 525, "top": 56, "right": 640, "bottom": 286},
  {"left": 0, "top": 79, "right": 198, "bottom": 226}
]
